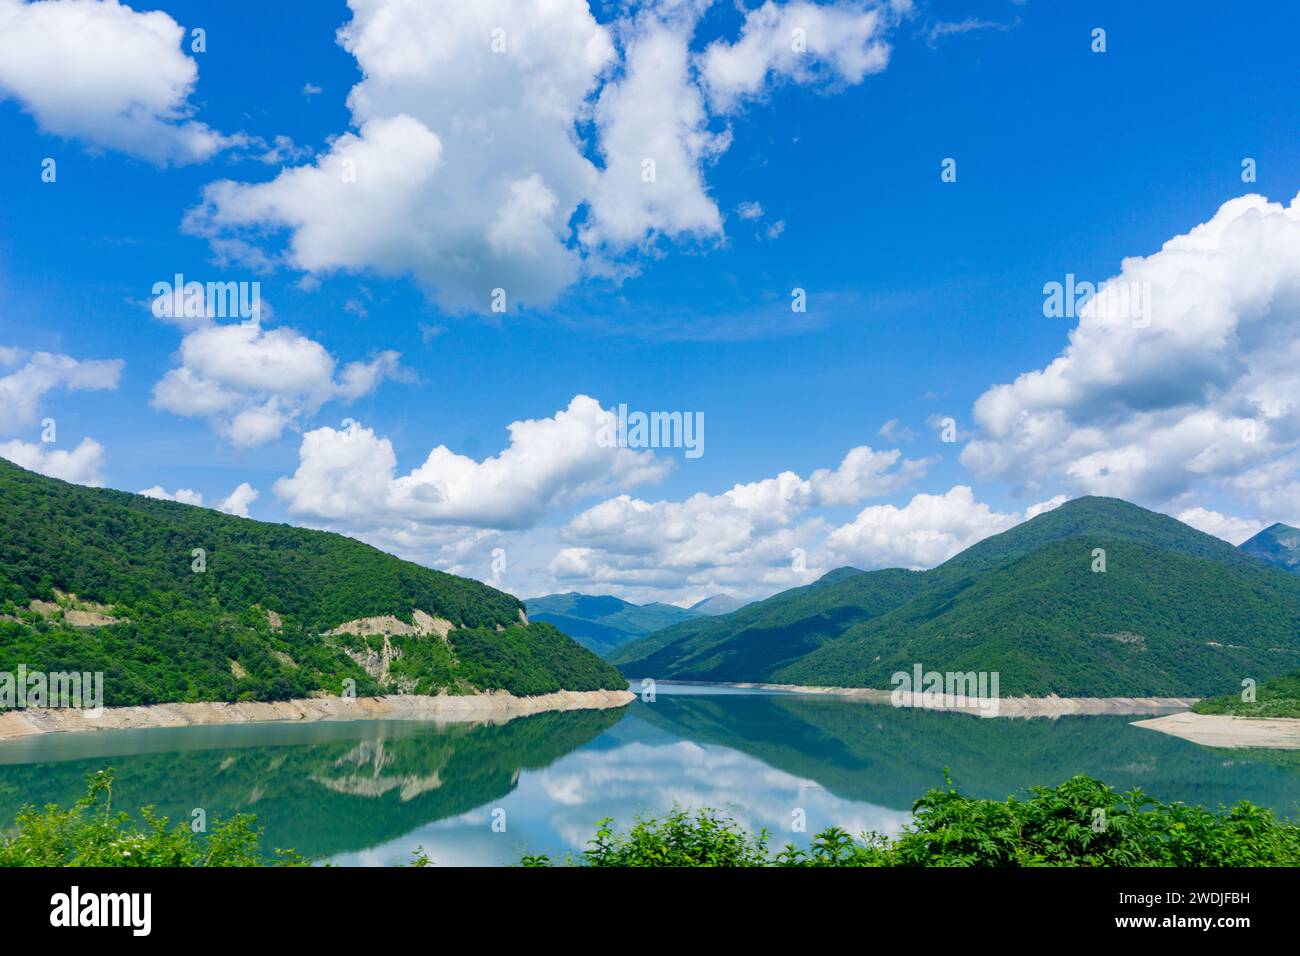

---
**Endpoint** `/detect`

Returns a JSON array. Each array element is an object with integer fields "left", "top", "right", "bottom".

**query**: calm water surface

[{"left": 1, "top": 684, "right": 1296, "bottom": 865}]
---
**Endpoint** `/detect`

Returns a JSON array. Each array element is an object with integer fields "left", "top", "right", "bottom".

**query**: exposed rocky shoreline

[
  {"left": 675, "top": 680, "right": 1198, "bottom": 718},
  {"left": 0, "top": 688, "right": 635, "bottom": 741}
]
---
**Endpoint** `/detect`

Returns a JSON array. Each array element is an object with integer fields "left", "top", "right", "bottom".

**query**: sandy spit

[
  {"left": 0, "top": 689, "right": 635, "bottom": 741},
  {"left": 709, "top": 682, "right": 1198, "bottom": 718},
  {"left": 1132, "top": 711, "right": 1300, "bottom": 749}
]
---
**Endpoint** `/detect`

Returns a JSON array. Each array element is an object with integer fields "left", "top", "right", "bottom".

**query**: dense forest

[
  {"left": 0, "top": 459, "right": 624, "bottom": 706},
  {"left": 1194, "top": 670, "right": 1300, "bottom": 718}
]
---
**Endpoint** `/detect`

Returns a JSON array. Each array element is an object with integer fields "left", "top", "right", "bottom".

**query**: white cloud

[
  {"left": 580, "top": 5, "right": 730, "bottom": 249},
  {"left": 962, "top": 192, "right": 1300, "bottom": 520},
  {"left": 1176, "top": 506, "right": 1265, "bottom": 545},
  {"left": 698, "top": 0, "right": 897, "bottom": 112},
  {"left": 877, "top": 418, "right": 917, "bottom": 442},
  {"left": 0, "top": 348, "right": 123, "bottom": 433},
  {"left": 186, "top": 0, "right": 612, "bottom": 313},
  {"left": 150, "top": 319, "right": 404, "bottom": 447},
  {"left": 1223, "top": 455, "right": 1300, "bottom": 528},
  {"left": 185, "top": 0, "right": 905, "bottom": 312},
  {"left": 549, "top": 443, "right": 932, "bottom": 599},
  {"left": 1024, "top": 494, "right": 1067, "bottom": 520},
  {"left": 218, "top": 482, "right": 259, "bottom": 517},
  {"left": 138, "top": 481, "right": 260, "bottom": 517},
  {"left": 825, "top": 485, "right": 1019, "bottom": 570},
  {"left": 925, "top": 17, "right": 1011, "bottom": 48},
  {"left": 274, "top": 395, "right": 671, "bottom": 531},
  {"left": 0, "top": 0, "right": 234, "bottom": 163},
  {"left": 0, "top": 436, "right": 106, "bottom": 485},
  {"left": 140, "top": 485, "right": 203, "bottom": 506},
  {"left": 188, "top": 115, "right": 456, "bottom": 288}
]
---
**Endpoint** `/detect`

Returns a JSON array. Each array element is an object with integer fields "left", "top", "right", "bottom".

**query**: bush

[
  {"left": 524, "top": 774, "right": 1300, "bottom": 867},
  {"left": 0, "top": 769, "right": 306, "bottom": 867}
]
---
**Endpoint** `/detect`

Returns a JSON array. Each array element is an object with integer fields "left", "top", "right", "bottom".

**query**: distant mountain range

[
  {"left": 613, "top": 497, "right": 1300, "bottom": 697},
  {"left": 524, "top": 593, "right": 704, "bottom": 655},
  {"left": 0, "top": 459, "right": 624, "bottom": 707},
  {"left": 688, "top": 594, "right": 748, "bottom": 615},
  {"left": 609, "top": 566, "right": 923, "bottom": 679},
  {"left": 1240, "top": 523, "right": 1300, "bottom": 574}
]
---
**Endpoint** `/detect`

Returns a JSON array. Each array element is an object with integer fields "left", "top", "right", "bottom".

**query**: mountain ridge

[
  {"left": 616, "top": 497, "right": 1300, "bottom": 696},
  {"left": 1240, "top": 522, "right": 1300, "bottom": 575}
]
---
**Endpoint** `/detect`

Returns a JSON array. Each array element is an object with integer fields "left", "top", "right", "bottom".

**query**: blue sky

[{"left": 3, "top": 0, "right": 1299, "bottom": 604}]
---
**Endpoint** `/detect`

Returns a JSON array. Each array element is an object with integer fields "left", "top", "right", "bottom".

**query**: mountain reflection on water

[{"left": 1, "top": 685, "right": 1295, "bottom": 865}]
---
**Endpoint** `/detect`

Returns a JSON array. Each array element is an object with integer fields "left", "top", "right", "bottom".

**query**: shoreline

[
  {"left": 0, "top": 688, "right": 635, "bottom": 742},
  {"left": 644, "top": 679, "right": 1199, "bottom": 718},
  {"left": 1132, "top": 711, "right": 1300, "bottom": 749}
]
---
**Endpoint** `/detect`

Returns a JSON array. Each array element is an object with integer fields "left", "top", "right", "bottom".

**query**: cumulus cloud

[
  {"left": 1176, "top": 506, "right": 1265, "bottom": 545},
  {"left": 0, "top": 0, "right": 235, "bottom": 163},
  {"left": 962, "top": 192, "right": 1300, "bottom": 521},
  {"left": 186, "top": 0, "right": 611, "bottom": 312},
  {"left": 1025, "top": 494, "right": 1067, "bottom": 520},
  {"left": 825, "top": 485, "right": 1020, "bottom": 569},
  {"left": 150, "top": 319, "right": 404, "bottom": 447},
  {"left": 549, "top": 443, "right": 933, "bottom": 598},
  {"left": 698, "top": 0, "right": 897, "bottom": 111},
  {"left": 140, "top": 481, "right": 260, "bottom": 516},
  {"left": 273, "top": 395, "right": 671, "bottom": 531},
  {"left": 218, "top": 481, "right": 259, "bottom": 517},
  {"left": 140, "top": 485, "right": 203, "bottom": 506},
  {"left": 185, "top": 0, "right": 906, "bottom": 312},
  {"left": 580, "top": 3, "right": 731, "bottom": 250},
  {"left": 0, "top": 348, "right": 123, "bottom": 432},
  {"left": 0, "top": 436, "right": 106, "bottom": 485}
]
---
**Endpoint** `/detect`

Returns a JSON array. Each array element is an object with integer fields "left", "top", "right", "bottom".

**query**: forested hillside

[
  {"left": 0, "top": 459, "right": 623, "bottom": 706},
  {"left": 611, "top": 566, "right": 926, "bottom": 680}
]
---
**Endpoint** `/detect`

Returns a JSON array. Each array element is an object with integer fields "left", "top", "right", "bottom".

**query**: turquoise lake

[{"left": 0, "top": 684, "right": 1295, "bottom": 865}]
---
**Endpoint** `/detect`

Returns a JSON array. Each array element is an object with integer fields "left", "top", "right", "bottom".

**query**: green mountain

[
  {"left": 689, "top": 595, "right": 748, "bottom": 615},
  {"left": 1240, "top": 522, "right": 1300, "bottom": 574},
  {"left": 616, "top": 497, "right": 1300, "bottom": 697},
  {"left": 524, "top": 592, "right": 702, "bottom": 656},
  {"left": 610, "top": 566, "right": 928, "bottom": 680},
  {"left": 0, "top": 459, "right": 623, "bottom": 707}
]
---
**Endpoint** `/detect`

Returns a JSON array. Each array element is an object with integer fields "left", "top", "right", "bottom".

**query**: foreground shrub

[
  {"left": 5, "top": 770, "right": 1296, "bottom": 867},
  {"left": 0, "top": 770, "right": 305, "bottom": 867},
  {"left": 524, "top": 774, "right": 1300, "bottom": 867}
]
